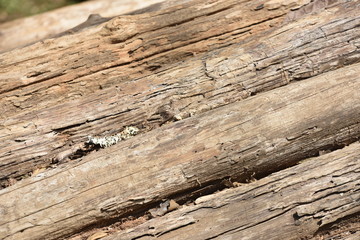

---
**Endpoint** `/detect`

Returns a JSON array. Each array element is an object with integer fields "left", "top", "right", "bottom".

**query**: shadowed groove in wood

[{"left": 311, "top": 212, "right": 360, "bottom": 240}]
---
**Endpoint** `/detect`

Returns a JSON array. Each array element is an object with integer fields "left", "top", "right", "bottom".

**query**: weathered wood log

[
  {"left": 0, "top": 0, "right": 167, "bottom": 52},
  {"left": 0, "top": 62, "right": 359, "bottom": 240},
  {"left": 1, "top": 0, "right": 359, "bottom": 239},
  {"left": 1, "top": 0, "right": 359, "bottom": 183},
  {"left": 104, "top": 142, "right": 360, "bottom": 240}
]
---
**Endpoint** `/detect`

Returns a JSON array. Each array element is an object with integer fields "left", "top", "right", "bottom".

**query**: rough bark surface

[
  {"left": 0, "top": 63, "right": 359, "bottom": 240},
  {"left": 1, "top": 0, "right": 359, "bottom": 183}
]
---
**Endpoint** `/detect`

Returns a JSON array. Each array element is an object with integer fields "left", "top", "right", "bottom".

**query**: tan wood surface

[
  {"left": 0, "top": 62, "right": 359, "bottom": 239},
  {"left": 0, "top": 0, "right": 359, "bottom": 239},
  {"left": 1, "top": 0, "right": 358, "bottom": 183},
  {"left": 105, "top": 142, "right": 360, "bottom": 240}
]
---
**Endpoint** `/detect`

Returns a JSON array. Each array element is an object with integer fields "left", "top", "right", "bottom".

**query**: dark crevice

[
  {"left": 311, "top": 211, "right": 360, "bottom": 240},
  {"left": 52, "top": 122, "right": 87, "bottom": 133},
  {"left": 52, "top": 108, "right": 133, "bottom": 133},
  {"left": 0, "top": 71, "right": 66, "bottom": 95},
  {"left": 67, "top": 143, "right": 100, "bottom": 161},
  {"left": 254, "top": 143, "right": 348, "bottom": 182},
  {"left": 26, "top": 70, "right": 50, "bottom": 78}
]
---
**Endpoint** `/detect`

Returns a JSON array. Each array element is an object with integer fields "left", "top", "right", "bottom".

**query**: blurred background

[{"left": 0, "top": 0, "right": 89, "bottom": 23}]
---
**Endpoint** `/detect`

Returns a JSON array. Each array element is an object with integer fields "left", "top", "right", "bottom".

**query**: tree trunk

[{"left": 0, "top": 0, "right": 359, "bottom": 239}]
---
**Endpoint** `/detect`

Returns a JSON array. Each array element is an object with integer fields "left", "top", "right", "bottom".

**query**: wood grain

[
  {"left": 105, "top": 142, "right": 360, "bottom": 240},
  {"left": 0, "top": 62, "right": 359, "bottom": 240},
  {"left": 1, "top": 0, "right": 359, "bottom": 182},
  {"left": 0, "top": 1, "right": 359, "bottom": 239}
]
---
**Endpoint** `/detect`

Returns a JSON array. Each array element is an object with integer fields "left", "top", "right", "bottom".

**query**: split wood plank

[{"left": 0, "top": 62, "right": 359, "bottom": 240}]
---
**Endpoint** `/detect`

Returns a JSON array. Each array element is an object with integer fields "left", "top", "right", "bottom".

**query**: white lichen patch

[{"left": 87, "top": 126, "right": 139, "bottom": 148}]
